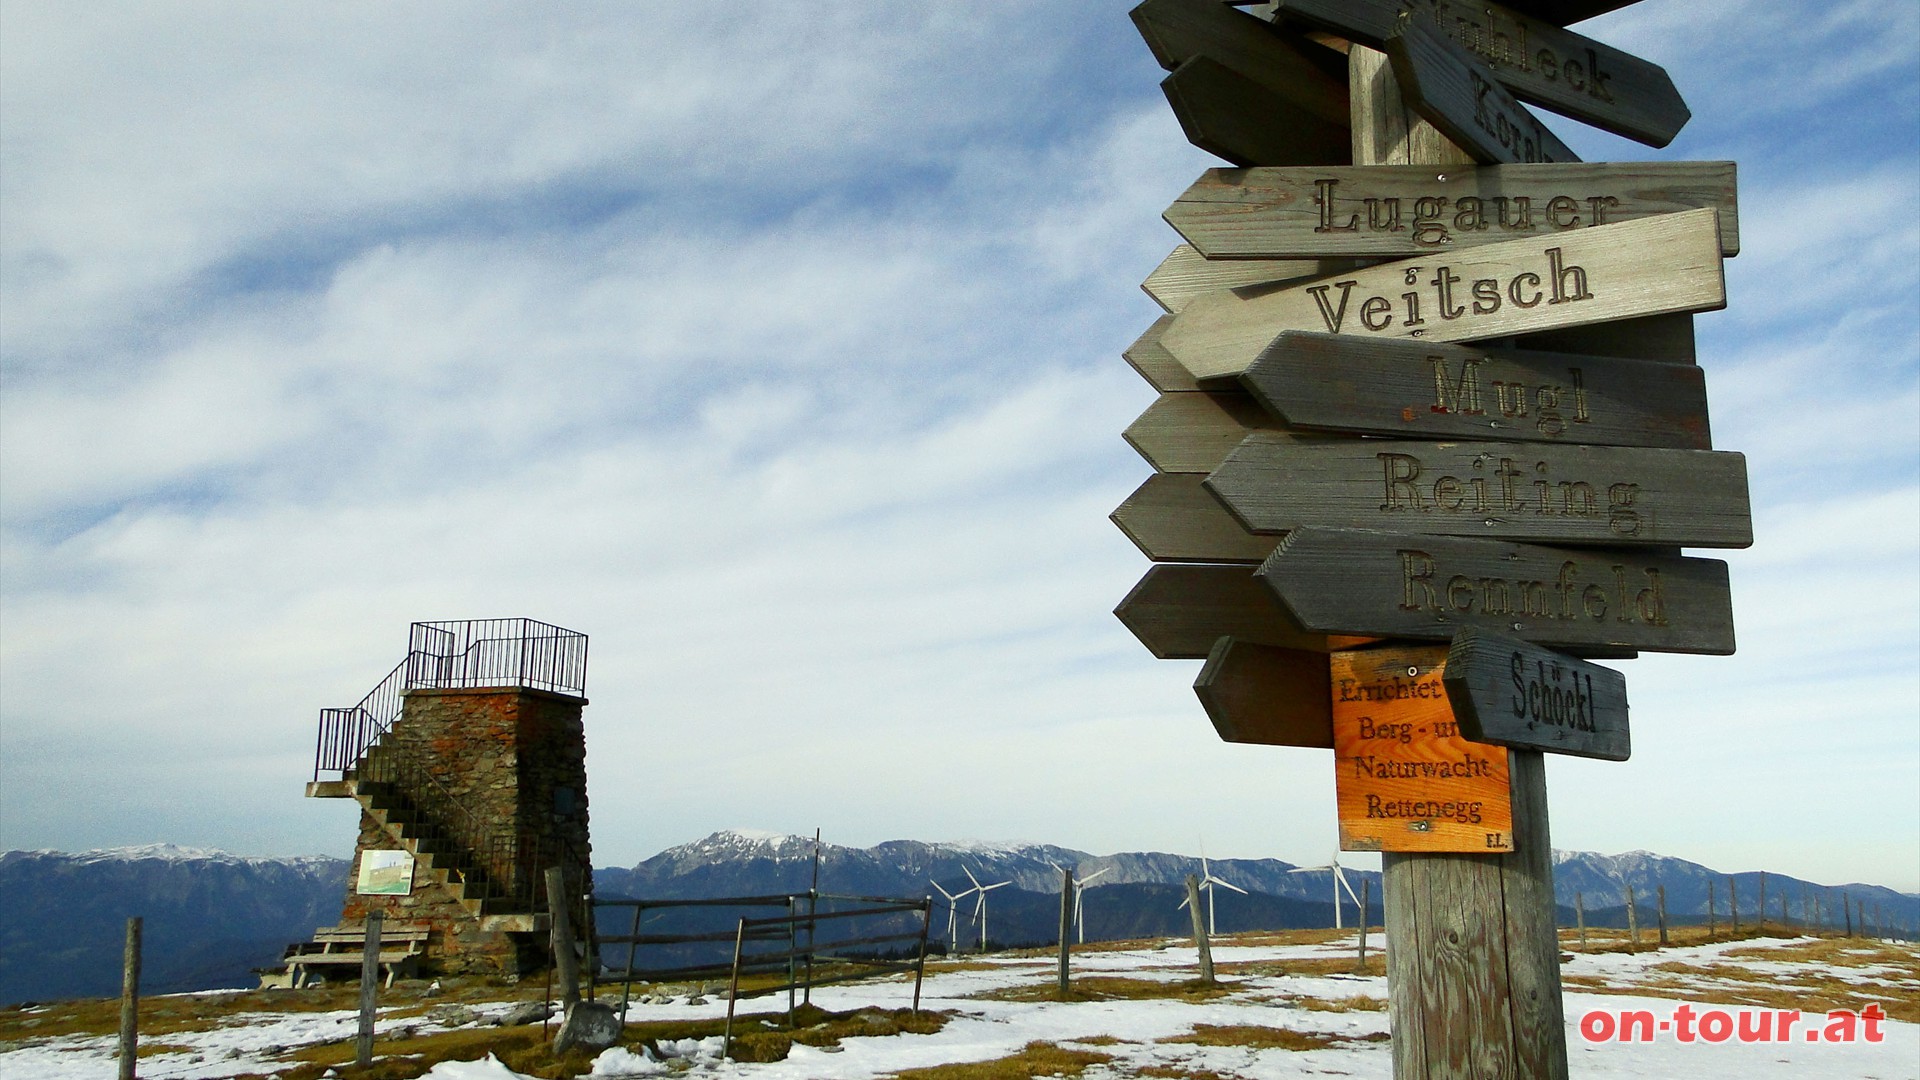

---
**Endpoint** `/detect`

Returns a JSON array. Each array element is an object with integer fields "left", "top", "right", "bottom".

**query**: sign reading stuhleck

[
  {"left": 1444, "top": 629, "right": 1630, "bottom": 761},
  {"left": 1387, "top": 10, "right": 1580, "bottom": 164},
  {"left": 1163, "top": 163, "right": 1739, "bottom": 260},
  {"left": 1161, "top": 207, "right": 1726, "bottom": 381}
]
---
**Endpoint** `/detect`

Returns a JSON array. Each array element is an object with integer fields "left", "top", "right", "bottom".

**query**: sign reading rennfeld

[
  {"left": 1206, "top": 432, "right": 1752, "bottom": 548},
  {"left": 1163, "top": 163, "right": 1739, "bottom": 259},
  {"left": 1161, "top": 208, "right": 1726, "bottom": 381},
  {"left": 1258, "top": 527, "right": 1736, "bottom": 655},
  {"left": 1333, "top": 643, "right": 1515, "bottom": 853},
  {"left": 1443, "top": 629, "right": 1630, "bottom": 761},
  {"left": 1239, "top": 333, "right": 1713, "bottom": 449}
]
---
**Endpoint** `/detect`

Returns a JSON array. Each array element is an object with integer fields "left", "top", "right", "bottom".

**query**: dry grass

[
  {"left": 1217, "top": 955, "right": 1385, "bottom": 979},
  {"left": 975, "top": 976, "right": 1235, "bottom": 1004},
  {"left": 1287, "top": 993, "right": 1386, "bottom": 1013},
  {"left": 884, "top": 1039, "right": 1113, "bottom": 1079},
  {"left": 1130, "top": 1067, "right": 1251, "bottom": 1080},
  {"left": 1160, "top": 1022, "right": 1388, "bottom": 1052}
]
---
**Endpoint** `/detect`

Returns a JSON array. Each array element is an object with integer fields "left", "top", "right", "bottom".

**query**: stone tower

[{"left": 304, "top": 619, "right": 592, "bottom": 975}]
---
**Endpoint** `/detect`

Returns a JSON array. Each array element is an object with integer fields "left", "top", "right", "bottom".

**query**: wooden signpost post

[{"left": 1114, "top": 7, "right": 1747, "bottom": 1074}]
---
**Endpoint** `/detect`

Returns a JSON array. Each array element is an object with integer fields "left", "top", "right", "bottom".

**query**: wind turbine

[
  {"left": 1177, "top": 855, "right": 1247, "bottom": 936},
  {"left": 1073, "top": 866, "right": 1111, "bottom": 944},
  {"left": 964, "top": 866, "right": 1011, "bottom": 952},
  {"left": 1289, "top": 857, "right": 1363, "bottom": 929},
  {"left": 931, "top": 878, "right": 977, "bottom": 955}
]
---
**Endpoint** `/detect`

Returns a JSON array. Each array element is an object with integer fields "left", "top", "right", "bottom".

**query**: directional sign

[
  {"left": 1162, "top": 55, "right": 1349, "bottom": 167},
  {"left": 1143, "top": 244, "right": 1346, "bottom": 314},
  {"left": 1116, "top": 562, "right": 1375, "bottom": 659},
  {"left": 1387, "top": 11, "right": 1578, "bottom": 164},
  {"left": 1163, "top": 162, "right": 1739, "bottom": 259},
  {"left": 1112, "top": 473, "right": 1280, "bottom": 564},
  {"left": 1207, "top": 432, "right": 1752, "bottom": 547},
  {"left": 1257, "top": 527, "right": 1736, "bottom": 654},
  {"left": 1240, "top": 332, "right": 1713, "bottom": 449},
  {"left": 1332, "top": 643, "right": 1515, "bottom": 853},
  {"left": 1515, "top": 311, "right": 1695, "bottom": 364},
  {"left": 1271, "top": 0, "right": 1690, "bottom": 146},
  {"left": 1443, "top": 629, "right": 1630, "bottom": 761},
  {"left": 1194, "top": 637, "right": 1333, "bottom": 748},
  {"left": 1125, "top": 316, "right": 1194, "bottom": 392},
  {"left": 1125, "top": 389, "right": 1282, "bottom": 474},
  {"left": 1133, "top": 0, "right": 1350, "bottom": 132},
  {"left": 1161, "top": 207, "right": 1726, "bottom": 381}
]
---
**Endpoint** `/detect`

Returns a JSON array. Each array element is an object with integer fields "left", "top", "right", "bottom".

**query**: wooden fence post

[
  {"left": 1576, "top": 892, "right": 1586, "bottom": 952},
  {"left": 1351, "top": 43, "right": 1567, "bottom": 1079},
  {"left": 1057, "top": 867, "right": 1074, "bottom": 999},
  {"left": 1707, "top": 879, "right": 1717, "bottom": 940},
  {"left": 356, "top": 911, "right": 382, "bottom": 1068},
  {"left": 1625, "top": 885, "right": 1639, "bottom": 954},
  {"left": 118, "top": 916, "right": 141, "bottom": 1080},
  {"left": 1730, "top": 877, "right": 1739, "bottom": 933},
  {"left": 1657, "top": 885, "right": 1669, "bottom": 947},
  {"left": 1185, "top": 874, "right": 1214, "bottom": 985},
  {"left": 1357, "top": 878, "right": 1370, "bottom": 973},
  {"left": 1758, "top": 871, "right": 1767, "bottom": 931}
]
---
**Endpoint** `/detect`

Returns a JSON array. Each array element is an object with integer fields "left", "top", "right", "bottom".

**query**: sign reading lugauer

[
  {"left": 1257, "top": 527, "right": 1736, "bottom": 655},
  {"left": 1208, "top": 434, "right": 1751, "bottom": 547},
  {"left": 1163, "top": 163, "right": 1739, "bottom": 259},
  {"left": 1161, "top": 207, "right": 1726, "bottom": 381}
]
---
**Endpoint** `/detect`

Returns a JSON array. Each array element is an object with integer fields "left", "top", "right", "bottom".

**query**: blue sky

[{"left": 2, "top": 2, "right": 1916, "bottom": 891}]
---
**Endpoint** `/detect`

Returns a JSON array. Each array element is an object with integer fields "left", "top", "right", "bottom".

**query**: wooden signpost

[
  {"left": 1206, "top": 433, "right": 1752, "bottom": 547},
  {"left": 1163, "top": 163, "right": 1739, "bottom": 259},
  {"left": 1444, "top": 629, "right": 1631, "bottom": 761},
  {"left": 1161, "top": 207, "right": 1727, "bottom": 380},
  {"left": 1113, "top": 7, "right": 1746, "bottom": 1074},
  {"left": 1332, "top": 644, "right": 1515, "bottom": 852},
  {"left": 1258, "top": 527, "right": 1737, "bottom": 654},
  {"left": 1239, "top": 333, "right": 1713, "bottom": 448}
]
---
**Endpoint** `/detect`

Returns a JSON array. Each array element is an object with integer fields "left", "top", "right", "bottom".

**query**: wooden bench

[{"left": 276, "top": 923, "right": 432, "bottom": 989}]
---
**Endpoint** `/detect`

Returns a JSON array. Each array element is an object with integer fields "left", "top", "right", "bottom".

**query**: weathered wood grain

[
  {"left": 1273, "top": 0, "right": 1689, "bottom": 146},
  {"left": 1194, "top": 637, "right": 1333, "bottom": 747},
  {"left": 1142, "top": 244, "right": 1339, "bottom": 314},
  {"left": 1207, "top": 433, "right": 1752, "bottom": 547},
  {"left": 1257, "top": 527, "right": 1736, "bottom": 654},
  {"left": 1515, "top": 311, "right": 1694, "bottom": 363},
  {"left": 1444, "top": 629, "right": 1630, "bottom": 760},
  {"left": 1332, "top": 643, "right": 1514, "bottom": 852},
  {"left": 1115, "top": 562, "right": 1372, "bottom": 659},
  {"left": 1239, "top": 332, "right": 1713, "bottom": 448},
  {"left": 1133, "top": 0, "right": 1350, "bottom": 128},
  {"left": 1497, "top": 745, "right": 1570, "bottom": 1078},
  {"left": 1161, "top": 207, "right": 1727, "bottom": 381},
  {"left": 1124, "top": 316, "right": 1197, "bottom": 392},
  {"left": 1164, "top": 162, "right": 1738, "bottom": 258},
  {"left": 1125, "top": 389, "right": 1282, "bottom": 473},
  {"left": 1387, "top": 11, "right": 1579, "bottom": 164},
  {"left": 1162, "top": 55, "right": 1350, "bottom": 167},
  {"left": 1111, "top": 473, "right": 1281, "bottom": 564}
]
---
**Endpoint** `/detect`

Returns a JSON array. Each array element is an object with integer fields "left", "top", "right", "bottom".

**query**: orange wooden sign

[{"left": 1333, "top": 644, "right": 1514, "bottom": 853}]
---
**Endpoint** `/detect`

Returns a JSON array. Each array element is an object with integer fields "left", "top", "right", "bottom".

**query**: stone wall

[{"left": 338, "top": 687, "right": 593, "bottom": 975}]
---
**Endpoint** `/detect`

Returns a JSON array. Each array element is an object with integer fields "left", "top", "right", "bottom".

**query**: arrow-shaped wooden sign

[
  {"left": 1161, "top": 207, "right": 1726, "bottom": 381},
  {"left": 1386, "top": 11, "right": 1578, "bottom": 164},
  {"left": 1194, "top": 637, "right": 1333, "bottom": 748},
  {"left": 1124, "top": 389, "right": 1283, "bottom": 474},
  {"left": 1112, "top": 473, "right": 1280, "bottom": 564},
  {"left": 1240, "top": 332, "right": 1713, "bottom": 449},
  {"left": 1143, "top": 244, "right": 1348, "bottom": 314},
  {"left": 1162, "top": 55, "right": 1350, "bottom": 167},
  {"left": 1125, "top": 316, "right": 1194, "bottom": 392},
  {"left": 1163, "top": 162, "right": 1739, "bottom": 259},
  {"left": 1271, "top": 0, "right": 1690, "bottom": 146},
  {"left": 1443, "top": 629, "right": 1631, "bottom": 761},
  {"left": 1133, "top": 0, "right": 1350, "bottom": 130},
  {"left": 1207, "top": 432, "right": 1752, "bottom": 547},
  {"left": 1116, "top": 562, "right": 1374, "bottom": 659},
  {"left": 1257, "top": 527, "right": 1736, "bottom": 654}
]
